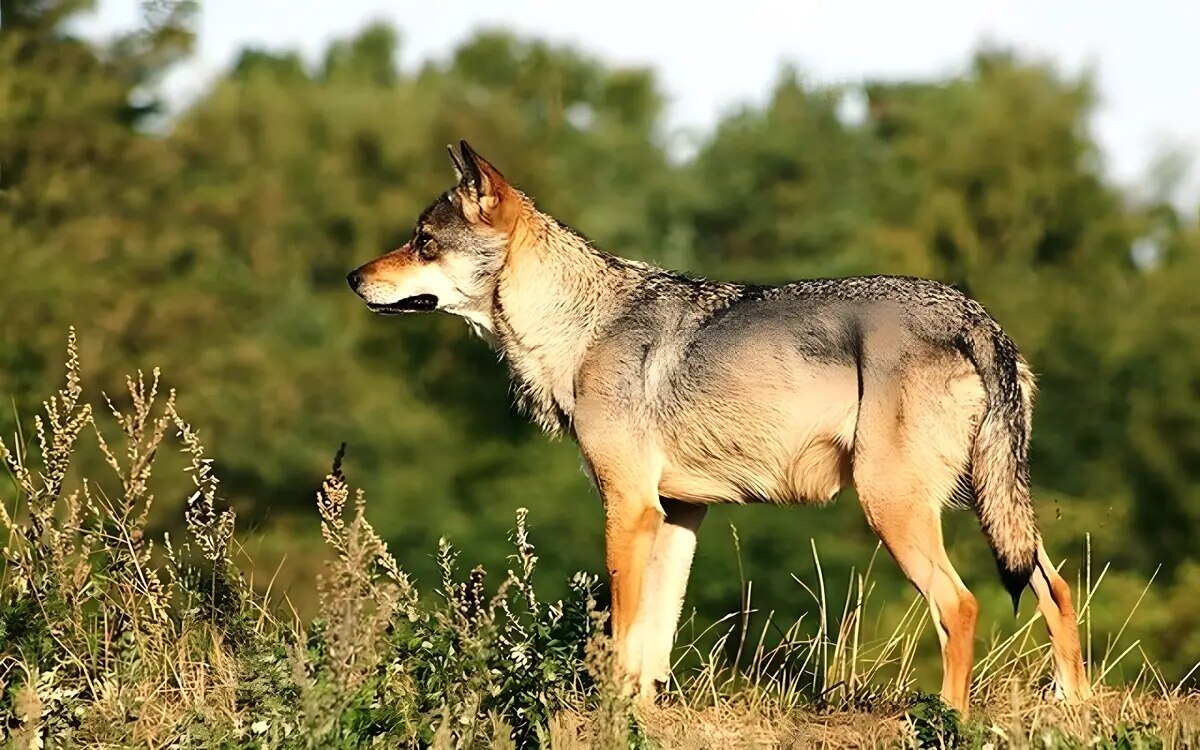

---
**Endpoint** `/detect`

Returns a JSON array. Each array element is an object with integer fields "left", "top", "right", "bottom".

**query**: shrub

[{"left": 1, "top": 333, "right": 1197, "bottom": 748}]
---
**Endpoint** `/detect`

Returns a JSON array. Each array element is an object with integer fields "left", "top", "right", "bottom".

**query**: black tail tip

[{"left": 998, "top": 560, "right": 1034, "bottom": 616}]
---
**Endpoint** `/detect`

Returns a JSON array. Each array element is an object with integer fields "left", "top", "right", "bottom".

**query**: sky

[{"left": 85, "top": 0, "right": 1200, "bottom": 206}]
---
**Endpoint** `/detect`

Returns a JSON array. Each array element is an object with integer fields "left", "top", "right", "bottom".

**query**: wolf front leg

[
  {"left": 603, "top": 490, "right": 664, "bottom": 691},
  {"left": 633, "top": 499, "right": 707, "bottom": 696}
]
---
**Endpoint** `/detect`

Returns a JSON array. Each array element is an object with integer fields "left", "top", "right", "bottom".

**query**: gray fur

[
  {"left": 347, "top": 144, "right": 1088, "bottom": 708},
  {"left": 355, "top": 182, "right": 1040, "bottom": 596}
]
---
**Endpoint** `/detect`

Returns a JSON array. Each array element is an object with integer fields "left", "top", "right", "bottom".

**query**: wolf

[{"left": 347, "top": 141, "right": 1090, "bottom": 713}]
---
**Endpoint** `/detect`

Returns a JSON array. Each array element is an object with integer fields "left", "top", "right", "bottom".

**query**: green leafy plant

[{"left": 1, "top": 335, "right": 1198, "bottom": 748}]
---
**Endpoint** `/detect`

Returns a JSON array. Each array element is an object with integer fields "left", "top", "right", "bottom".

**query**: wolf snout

[{"left": 346, "top": 269, "right": 364, "bottom": 292}]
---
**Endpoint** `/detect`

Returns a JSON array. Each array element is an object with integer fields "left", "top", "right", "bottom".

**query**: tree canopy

[{"left": 3, "top": 3, "right": 1198, "bottom": 683}]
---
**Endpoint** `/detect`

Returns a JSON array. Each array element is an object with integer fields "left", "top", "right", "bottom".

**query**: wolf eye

[{"left": 413, "top": 232, "right": 436, "bottom": 258}]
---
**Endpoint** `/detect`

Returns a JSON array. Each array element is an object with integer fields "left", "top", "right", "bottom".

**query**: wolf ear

[
  {"left": 450, "top": 140, "right": 517, "bottom": 230},
  {"left": 447, "top": 144, "right": 469, "bottom": 183},
  {"left": 457, "top": 140, "right": 508, "bottom": 200}
]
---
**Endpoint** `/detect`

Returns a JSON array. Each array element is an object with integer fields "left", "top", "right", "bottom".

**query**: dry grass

[{"left": 1, "top": 332, "right": 1197, "bottom": 748}]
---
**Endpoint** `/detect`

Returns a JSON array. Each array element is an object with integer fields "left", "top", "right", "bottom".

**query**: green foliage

[
  {"left": 369, "top": 522, "right": 602, "bottom": 745},
  {"left": 1020, "top": 721, "right": 1166, "bottom": 750},
  {"left": 0, "top": 339, "right": 611, "bottom": 746},
  {"left": 905, "top": 692, "right": 966, "bottom": 748},
  {"left": 903, "top": 694, "right": 1172, "bottom": 750},
  {"left": 0, "top": 339, "right": 1196, "bottom": 747},
  {"left": 3, "top": 0, "right": 1200, "bottom": 706}
]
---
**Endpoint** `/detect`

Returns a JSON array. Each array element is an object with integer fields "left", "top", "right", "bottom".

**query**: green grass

[{"left": 1, "top": 332, "right": 1197, "bottom": 748}]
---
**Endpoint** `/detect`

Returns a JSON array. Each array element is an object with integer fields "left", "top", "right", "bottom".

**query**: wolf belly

[{"left": 656, "top": 362, "right": 859, "bottom": 505}]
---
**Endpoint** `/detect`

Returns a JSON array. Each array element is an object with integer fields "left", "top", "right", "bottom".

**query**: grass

[{"left": 1, "top": 331, "right": 1197, "bottom": 748}]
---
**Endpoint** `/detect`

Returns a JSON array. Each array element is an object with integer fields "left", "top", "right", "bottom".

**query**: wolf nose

[{"left": 346, "top": 270, "right": 363, "bottom": 292}]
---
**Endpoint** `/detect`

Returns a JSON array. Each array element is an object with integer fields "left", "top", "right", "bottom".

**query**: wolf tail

[{"left": 959, "top": 322, "right": 1039, "bottom": 612}]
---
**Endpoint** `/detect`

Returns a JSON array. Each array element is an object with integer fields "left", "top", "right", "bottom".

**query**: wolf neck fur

[{"left": 488, "top": 204, "right": 650, "bottom": 435}]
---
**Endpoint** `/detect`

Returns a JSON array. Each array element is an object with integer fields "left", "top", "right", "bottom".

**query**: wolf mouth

[{"left": 367, "top": 295, "right": 439, "bottom": 314}]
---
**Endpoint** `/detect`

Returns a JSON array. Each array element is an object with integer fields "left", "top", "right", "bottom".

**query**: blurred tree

[
  {"left": 2, "top": 11, "right": 1198, "bottom": 681},
  {"left": 679, "top": 69, "right": 880, "bottom": 282},
  {"left": 0, "top": 0, "right": 194, "bottom": 424}
]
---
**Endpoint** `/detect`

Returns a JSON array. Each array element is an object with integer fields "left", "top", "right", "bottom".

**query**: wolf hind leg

[
  {"left": 857, "top": 482, "right": 979, "bottom": 714},
  {"left": 1029, "top": 543, "right": 1090, "bottom": 701},
  {"left": 853, "top": 368, "right": 981, "bottom": 715}
]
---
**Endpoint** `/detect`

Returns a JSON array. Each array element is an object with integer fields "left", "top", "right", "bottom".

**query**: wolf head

[{"left": 346, "top": 141, "right": 522, "bottom": 336}]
